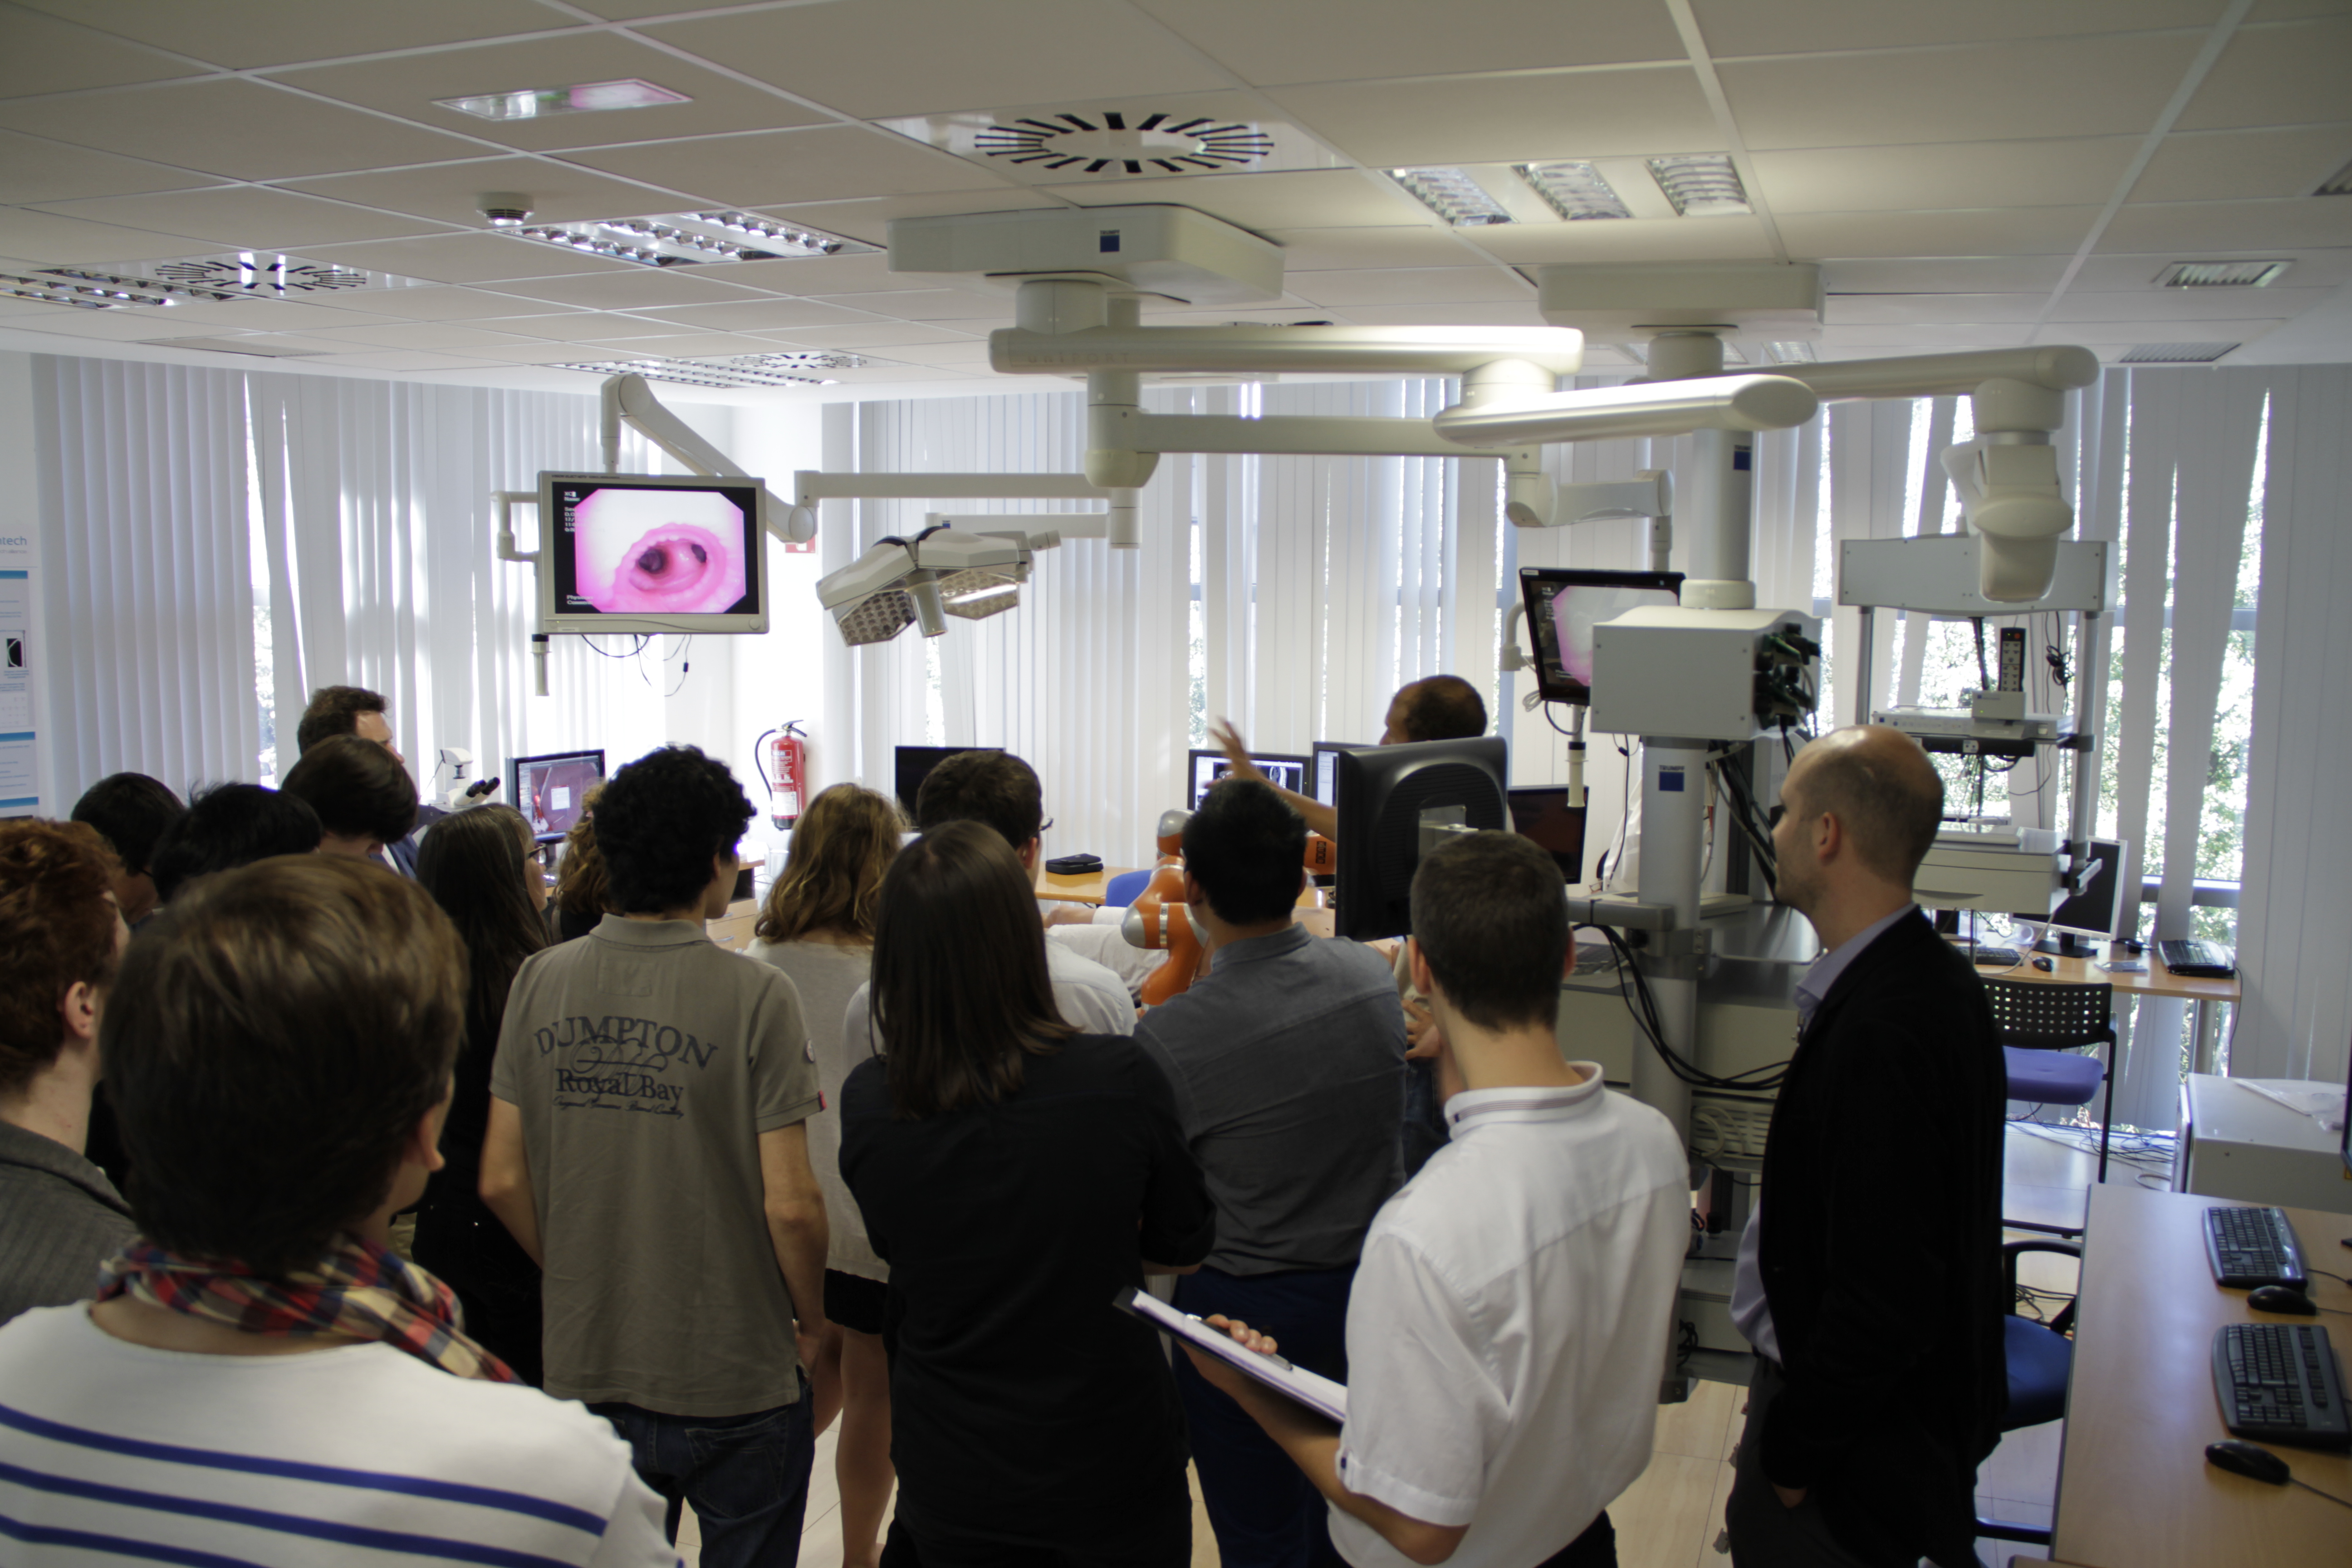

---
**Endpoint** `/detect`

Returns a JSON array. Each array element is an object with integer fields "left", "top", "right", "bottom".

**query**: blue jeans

[
  {"left": 1172, "top": 1266, "right": 1355, "bottom": 1568},
  {"left": 593, "top": 1392, "right": 814, "bottom": 1568}
]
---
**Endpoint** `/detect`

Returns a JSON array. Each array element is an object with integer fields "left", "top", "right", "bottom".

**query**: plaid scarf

[{"left": 96, "top": 1233, "right": 519, "bottom": 1383}]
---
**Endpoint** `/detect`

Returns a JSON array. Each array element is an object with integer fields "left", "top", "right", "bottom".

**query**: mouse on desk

[
  {"left": 2031, "top": 956, "right": 2054, "bottom": 972},
  {"left": 2248, "top": 1284, "right": 2320, "bottom": 1316},
  {"left": 2206, "top": 1439, "right": 2291, "bottom": 1486}
]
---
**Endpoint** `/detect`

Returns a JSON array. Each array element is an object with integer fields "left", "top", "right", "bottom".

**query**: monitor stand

[{"left": 2032, "top": 929, "right": 2098, "bottom": 958}]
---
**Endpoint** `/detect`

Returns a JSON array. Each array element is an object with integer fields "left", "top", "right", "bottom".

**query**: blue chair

[
  {"left": 1979, "top": 1238, "right": 2081, "bottom": 1547},
  {"left": 1985, "top": 978, "right": 2117, "bottom": 1185},
  {"left": 1102, "top": 868, "right": 1154, "bottom": 908}
]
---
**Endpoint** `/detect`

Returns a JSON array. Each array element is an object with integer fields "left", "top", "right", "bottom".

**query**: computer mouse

[
  {"left": 2032, "top": 956, "right": 2054, "bottom": 972},
  {"left": 2248, "top": 1284, "right": 2319, "bottom": 1316},
  {"left": 2205, "top": 1439, "right": 2290, "bottom": 1485}
]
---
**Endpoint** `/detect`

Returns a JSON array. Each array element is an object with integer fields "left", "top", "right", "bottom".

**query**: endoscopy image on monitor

[
  {"left": 539, "top": 472, "right": 769, "bottom": 635},
  {"left": 511, "top": 749, "right": 606, "bottom": 843},
  {"left": 1187, "top": 749, "right": 1310, "bottom": 809},
  {"left": 1519, "top": 567, "right": 1684, "bottom": 707}
]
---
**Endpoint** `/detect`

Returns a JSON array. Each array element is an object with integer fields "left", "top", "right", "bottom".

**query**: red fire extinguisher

[{"left": 764, "top": 722, "right": 808, "bottom": 829}]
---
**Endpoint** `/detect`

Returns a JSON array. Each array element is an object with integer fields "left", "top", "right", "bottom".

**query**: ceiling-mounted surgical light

[
  {"left": 1388, "top": 167, "right": 1513, "bottom": 227},
  {"left": 817, "top": 526, "right": 1034, "bottom": 646}
]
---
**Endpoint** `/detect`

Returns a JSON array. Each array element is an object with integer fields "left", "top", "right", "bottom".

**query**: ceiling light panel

[
  {"left": 1517, "top": 162, "right": 1633, "bottom": 221},
  {"left": 2120, "top": 342, "right": 2239, "bottom": 363},
  {"left": 28, "top": 252, "right": 429, "bottom": 308},
  {"left": 508, "top": 212, "right": 875, "bottom": 267},
  {"left": 1647, "top": 155, "right": 1752, "bottom": 217},
  {"left": 437, "top": 78, "right": 690, "bottom": 121},
  {"left": 1390, "top": 167, "right": 1514, "bottom": 227},
  {"left": 876, "top": 93, "right": 1343, "bottom": 187},
  {"left": 547, "top": 352, "right": 878, "bottom": 389},
  {"left": 3, "top": 272, "right": 179, "bottom": 310},
  {"left": 2156, "top": 260, "right": 2291, "bottom": 288}
]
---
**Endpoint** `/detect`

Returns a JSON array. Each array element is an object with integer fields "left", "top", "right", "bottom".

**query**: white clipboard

[{"left": 1116, "top": 1286, "right": 1350, "bottom": 1425}]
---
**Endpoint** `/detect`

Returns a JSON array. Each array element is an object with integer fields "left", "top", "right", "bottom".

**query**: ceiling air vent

[
  {"left": 2156, "top": 261, "right": 2290, "bottom": 288},
  {"left": 551, "top": 352, "right": 878, "bottom": 390},
  {"left": 974, "top": 110, "right": 1274, "bottom": 175},
  {"left": 2121, "top": 343, "right": 2239, "bottom": 363}
]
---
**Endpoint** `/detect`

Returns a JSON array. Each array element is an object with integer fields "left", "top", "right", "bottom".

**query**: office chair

[
  {"left": 1978, "top": 1237, "right": 2082, "bottom": 1548},
  {"left": 1102, "top": 868, "right": 1152, "bottom": 907},
  {"left": 1984, "top": 978, "right": 2118, "bottom": 1186}
]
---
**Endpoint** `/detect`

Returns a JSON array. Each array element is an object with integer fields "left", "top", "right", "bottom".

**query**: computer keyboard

[
  {"left": 2212, "top": 1323, "right": 2351, "bottom": 1449},
  {"left": 1967, "top": 946, "right": 2023, "bottom": 967},
  {"left": 2205, "top": 1204, "right": 2308, "bottom": 1290},
  {"left": 2158, "top": 938, "right": 2236, "bottom": 978}
]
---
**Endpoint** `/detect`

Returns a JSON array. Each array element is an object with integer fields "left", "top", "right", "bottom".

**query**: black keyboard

[
  {"left": 2158, "top": 938, "right": 2236, "bottom": 978},
  {"left": 1968, "top": 946, "right": 2023, "bottom": 966},
  {"left": 2205, "top": 1204, "right": 2308, "bottom": 1289},
  {"left": 2213, "top": 1323, "right": 2352, "bottom": 1449}
]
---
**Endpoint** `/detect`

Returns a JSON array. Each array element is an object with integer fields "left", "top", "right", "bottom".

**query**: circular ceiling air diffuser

[{"left": 973, "top": 110, "right": 1274, "bottom": 176}]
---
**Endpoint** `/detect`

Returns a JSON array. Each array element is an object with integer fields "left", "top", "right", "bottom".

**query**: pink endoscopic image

[{"left": 569, "top": 487, "right": 750, "bottom": 615}]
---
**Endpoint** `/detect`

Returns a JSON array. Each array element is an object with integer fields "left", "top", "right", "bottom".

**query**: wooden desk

[
  {"left": 2049, "top": 1184, "right": 2352, "bottom": 1568},
  {"left": 1033, "top": 863, "right": 1143, "bottom": 906},
  {"left": 1956, "top": 941, "right": 2241, "bottom": 1074}
]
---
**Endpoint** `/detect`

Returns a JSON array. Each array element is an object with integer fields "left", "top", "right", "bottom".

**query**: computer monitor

[
  {"left": 1333, "top": 737, "right": 1508, "bottom": 940},
  {"left": 1187, "top": 748, "right": 1310, "bottom": 810},
  {"left": 511, "top": 750, "right": 605, "bottom": 843},
  {"left": 1518, "top": 567, "right": 1684, "bottom": 706},
  {"left": 2021, "top": 836, "right": 2126, "bottom": 956},
  {"left": 894, "top": 745, "right": 1000, "bottom": 818},
  {"left": 1311, "top": 741, "right": 1369, "bottom": 808},
  {"left": 539, "top": 471, "right": 769, "bottom": 636},
  {"left": 1506, "top": 787, "right": 1586, "bottom": 884}
]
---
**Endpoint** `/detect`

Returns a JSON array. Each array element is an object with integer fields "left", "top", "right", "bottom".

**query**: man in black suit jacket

[{"left": 1725, "top": 725, "right": 2007, "bottom": 1568}]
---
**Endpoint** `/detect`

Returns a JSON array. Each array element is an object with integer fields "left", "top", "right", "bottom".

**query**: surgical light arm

[{"left": 601, "top": 374, "right": 812, "bottom": 544}]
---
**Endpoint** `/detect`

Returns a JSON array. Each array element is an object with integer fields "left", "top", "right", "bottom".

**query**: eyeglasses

[
  {"left": 529, "top": 842, "right": 554, "bottom": 867},
  {"left": 1039, "top": 818, "right": 1054, "bottom": 837},
  {"left": 1767, "top": 804, "right": 1786, "bottom": 830}
]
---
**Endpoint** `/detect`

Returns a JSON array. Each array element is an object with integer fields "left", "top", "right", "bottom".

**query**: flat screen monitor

[
  {"left": 2342, "top": 1030, "right": 2351, "bottom": 1179},
  {"left": 1519, "top": 567, "right": 1683, "bottom": 706},
  {"left": 2019, "top": 836, "right": 2126, "bottom": 955},
  {"left": 894, "top": 745, "right": 1000, "bottom": 818},
  {"left": 1333, "top": 736, "right": 1508, "bottom": 940},
  {"left": 1507, "top": 787, "right": 1586, "bottom": 884},
  {"left": 1311, "top": 741, "right": 1367, "bottom": 808},
  {"left": 539, "top": 471, "right": 769, "bottom": 636},
  {"left": 1188, "top": 748, "right": 1310, "bottom": 810},
  {"left": 511, "top": 750, "right": 605, "bottom": 843}
]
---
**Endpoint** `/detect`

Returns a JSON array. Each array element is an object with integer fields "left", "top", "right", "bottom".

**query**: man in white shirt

[{"left": 1186, "top": 830, "right": 1688, "bottom": 1567}]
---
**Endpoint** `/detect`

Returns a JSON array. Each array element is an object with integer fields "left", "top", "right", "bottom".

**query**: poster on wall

[{"left": 0, "top": 554, "right": 35, "bottom": 816}]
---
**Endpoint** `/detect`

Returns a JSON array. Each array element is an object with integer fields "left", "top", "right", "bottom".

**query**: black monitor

[
  {"left": 1311, "top": 741, "right": 1368, "bottom": 808},
  {"left": 1188, "top": 748, "right": 1310, "bottom": 809},
  {"left": 1519, "top": 567, "right": 1683, "bottom": 706},
  {"left": 894, "top": 745, "right": 999, "bottom": 818},
  {"left": 1333, "top": 737, "right": 1508, "bottom": 940},
  {"left": 2342, "top": 1031, "right": 2351, "bottom": 1179},
  {"left": 511, "top": 750, "right": 605, "bottom": 843},
  {"left": 1506, "top": 787, "right": 1586, "bottom": 884},
  {"left": 538, "top": 471, "right": 768, "bottom": 635},
  {"left": 2022, "top": 836, "right": 2126, "bottom": 956}
]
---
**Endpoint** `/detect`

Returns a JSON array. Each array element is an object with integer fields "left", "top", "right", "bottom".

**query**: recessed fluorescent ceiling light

[
  {"left": 437, "top": 78, "right": 688, "bottom": 121},
  {"left": 3, "top": 271, "right": 177, "bottom": 309},
  {"left": 2120, "top": 342, "right": 2238, "bottom": 363},
  {"left": 551, "top": 353, "right": 877, "bottom": 390},
  {"left": 1766, "top": 341, "right": 1818, "bottom": 363},
  {"left": 1516, "top": 162, "right": 1633, "bottom": 221},
  {"left": 1647, "top": 155, "right": 1751, "bottom": 217},
  {"left": 1389, "top": 167, "right": 1512, "bottom": 227},
  {"left": 2156, "top": 260, "right": 2291, "bottom": 288},
  {"left": 2315, "top": 157, "right": 2352, "bottom": 197},
  {"left": 510, "top": 211, "right": 871, "bottom": 266}
]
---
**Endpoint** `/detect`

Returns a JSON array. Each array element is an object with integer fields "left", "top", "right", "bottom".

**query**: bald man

[
  {"left": 1724, "top": 726, "right": 2006, "bottom": 1568},
  {"left": 1208, "top": 676, "right": 1487, "bottom": 843}
]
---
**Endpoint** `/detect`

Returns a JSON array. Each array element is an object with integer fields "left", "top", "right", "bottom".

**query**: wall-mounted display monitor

[
  {"left": 1188, "top": 748, "right": 1310, "bottom": 810},
  {"left": 1519, "top": 567, "right": 1684, "bottom": 706},
  {"left": 894, "top": 745, "right": 1000, "bottom": 818},
  {"left": 1333, "top": 737, "right": 1508, "bottom": 940},
  {"left": 1312, "top": 741, "right": 1367, "bottom": 807},
  {"left": 1506, "top": 787, "right": 1586, "bottom": 885},
  {"left": 511, "top": 750, "right": 605, "bottom": 843},
  {"left": 539, "top": 471, "right": 769, "bottom": 636}
]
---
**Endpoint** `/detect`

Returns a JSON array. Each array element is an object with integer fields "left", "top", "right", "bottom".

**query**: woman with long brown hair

[
  {"left": 549, "top": 784, "right": 609, "bottom": 943},
  {"left": 746, "top": 782, "right": 902, "bottom": 1568},
  {"left": 839, "top": 820, "right": 1214, "bottom": 1566}
]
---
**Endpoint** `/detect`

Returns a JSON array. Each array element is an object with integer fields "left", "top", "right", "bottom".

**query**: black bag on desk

[{"left": 1044, "top": 853, "right": 1102, "bottom": 875}]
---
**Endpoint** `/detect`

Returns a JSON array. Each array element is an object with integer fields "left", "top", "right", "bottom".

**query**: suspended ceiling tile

[
  {"left": 1465, "top": 215, "right": 1778, "bottom": 265},
  {"left": 344, "top": 288, "right": 584, "bottom": 322},
  {"left": 293, "top": 233, "right": 639, "bottom": 285},
  {"left": 1818, "top": 255, "right": 2076, "bottom": 292},
  {"left": 103, "top": 296, "right": 409, "bottom": 332},
  {"left": 1749, "top": 139, "right": 2141, "bottom": 214},
  {"left": 748, "top": 322, "right": 986, "bottom": 350},
  {"left": 627, "top": 298, "right": 890, "bottom": 333},
  {"left": 268, "top": 33, "right": 831, "bottom": 154},
  {"left": 1689, "top": 0, "right": 2217, "bottom": 55},
  {"left": 560, "top": 0, "right": 737, "bottom": 16},
  {"left": 1776, "top": 207, "right": 2102, "bottom": 259},
  {"left": 1260, "top": 227, "right": 1484, "bottom": 271},
  {"left": 718, "top": 252, "right": 941, "bottom": 297},
  {"left": 442, "top": 313, "right": 637, "bottom": 340},
  {"left": 1270, "top": 66, "right": 1719, "bottom": 168},
  {"left": 812, "top": 288, "right": 1009, "bottom": 322},
  {"left": 281, "top": 157, "right": 696, "bottom": 230},
  {"left": 0, "top": 79, "right": 491, "bottom": 181},
  {"left": 1825, "top": 293, "right": 2049, "bottom": 325},
  {"left": 30, "top": 186, "right": 452, "bottom": 249},
  {"left": 1328, "top": 301, "right": 1548, "bottom": 327},
  {"left": 0, "top": 10, "right": 206, "bottom": 99},
  {"left": 573, "top": 332, "right": 798, "bottom": 358},
  {"left": 2132, "top": 125, "right": 2352, "bottom": 201},
  {"left": 640, "top": 0, "right": 1230, "bottom": 121},
  {"left": 489, "top": 267, "right": 773, "bottom": 311},
  {"left": 298, "top": 320, "right": 553, "bottom": 353},
  {"left": 1058, "top": 169, "right": 1426, "bottom": 231},
  {"left": 0, "top": 205, "right": 216, "bottom": 264},
  {"left": 753, "top": 188, "right": 1069, "bottom": 249},
  {"left": 303, "top": 348, "right": 497, "bottom": 371},
  {"left": 435, "top": 340, "right": 617, "bottom": 365},
  {"left": 2248, "top": 0, "right": 2352, "bottom": 17},
  {"left": 139, "top": 332, "right": 346, "bottom": 356},
  {"left": 10, "top": 0, "right": 564, "bottom": 72},
  {"left": 1819, "top": 322, "right": 2040, "bottom": 348},
  {"left": 1286, "top": 268, "right": 1534, "bottom": 308},
  {"left": 2036, "top": 320, "right": 2285, "bottom": 344},
  {"left": 2047, "top": 287, "right": 2338, "bottom": 322},
  {"left": 1720, "top": 35, "right": 2206, "bottom": 151},
  {"left": 0, "top": 306, "right": 215, "bottom": 339},
  {"left": 0, "top": 131, "right": 227, "bottom": 206},
  {"left": 885, "top": 339, "right": 1001, "bottom": 365},
  {"left": 2177, "top": 18, "right": 2352, "bottom": 130},
  {"left": 2099, "top": 197, "right": 2352, "bottom": 251},
  {"left": 560, "top": 126, "right": 1014, "bottom": 210},
  {"left": 1131, "top": 0, "right": 1684, "bottom": 85}
]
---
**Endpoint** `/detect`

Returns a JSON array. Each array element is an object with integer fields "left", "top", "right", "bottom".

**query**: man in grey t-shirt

[
  {"left": 485, "top": 745, "right": 827, "bottom": 1568},
  {"left": 1134, "top": 778, "right": 1406, "bottom": 1568}
]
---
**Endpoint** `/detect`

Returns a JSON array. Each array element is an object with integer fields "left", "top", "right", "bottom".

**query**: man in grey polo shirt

[
  {"left": 483, "top": 745, "right": 828, "bottom": 1568},
  {"left": 1135, "top": 777, "right": 1407, "bottom": 1568}
]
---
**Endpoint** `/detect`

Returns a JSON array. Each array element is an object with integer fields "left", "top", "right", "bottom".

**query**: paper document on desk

[
  {"left": 2234, "top": 1078, "right": 2348, "bottom": 1132},
  {"left": 1117, "top": 1287, "right": 1349, "bottom": 1424}
]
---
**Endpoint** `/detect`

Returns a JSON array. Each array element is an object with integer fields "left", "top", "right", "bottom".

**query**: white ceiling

[{"left": 1, "top": 0, "right": 2347, "bottom": 401}]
